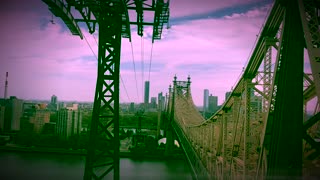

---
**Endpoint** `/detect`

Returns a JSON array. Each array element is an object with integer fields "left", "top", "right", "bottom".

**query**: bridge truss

[
  {"left": 166, "top": 0, "right": 320, "bottom": 179},
  {"left": 42, "top": 0, "right": 169, "bottom": 179}
]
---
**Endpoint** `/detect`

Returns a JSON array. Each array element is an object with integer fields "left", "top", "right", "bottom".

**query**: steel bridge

[{"left": 163, "top": 0, "right": 320, "bottom": 179}]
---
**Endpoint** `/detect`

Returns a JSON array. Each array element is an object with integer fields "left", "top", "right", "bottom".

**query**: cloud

[
  {"left": 169, "top": 0, "right": 270, "bottom": 18},
  {"left": 0, "top": 0, "right": 275, "bottom": 106}
]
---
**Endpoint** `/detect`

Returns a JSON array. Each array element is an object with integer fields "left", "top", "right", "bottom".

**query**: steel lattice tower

[{"left": 42, "top": 0, "right": 170, "bottom": 179}]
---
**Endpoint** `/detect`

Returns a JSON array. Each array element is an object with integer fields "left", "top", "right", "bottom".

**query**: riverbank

[
  {"left": 0, "top": 145, "right": 86, "bottom": 156},
  {"left": 0, "top": 145, "right": 183, "bottom": 160}
]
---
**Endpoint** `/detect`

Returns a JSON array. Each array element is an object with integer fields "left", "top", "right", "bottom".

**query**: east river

[{"left": 0, "top": 151, "right": 192, "bottom": 180}]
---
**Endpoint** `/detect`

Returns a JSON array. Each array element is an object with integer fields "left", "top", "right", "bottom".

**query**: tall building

[
  {"left": 150, "top": 97, "right": 157, "bottom": 109},
  {"left": 20, "top": 103, "right": 50, "bottom": 133},
  {"left": 208, "top": 94, "right": 218, "bottom": 113},
  {"left": 48, "top": 95, "right": 58, "bottom": 111},
  {"left": 144, "top": 81, "right": 150, "bottom": 107},
  {"left": 56, "top": 105, "right": 82, "bottom": 139},
  {"left": 51, "top": 95, "right": 57, "bottom": 104},
  {"left": 58, "top": 102, "right": 66, "bottom": 110},
  {"left": 203, "top": 89, "right": 209, "bottom": 112},
  {"left": 30, "top": 109, "right": 50, "bottom": 133},
  {"left": 225, "top": 91, "right": 232, "bottom": 102},
  {"left": 20, "top": 102, "right": 36, "bottom": 132},
  {"left": 2, "top": 96, "right": 23, "bottom": 132},
  {"left": 158, "top": 92, "right": 165, "bottom": 110}
]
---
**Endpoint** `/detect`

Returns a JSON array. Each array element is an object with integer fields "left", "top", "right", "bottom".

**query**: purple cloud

[{"left": 0, "top": 0, "right": 279, "bottom": 107}]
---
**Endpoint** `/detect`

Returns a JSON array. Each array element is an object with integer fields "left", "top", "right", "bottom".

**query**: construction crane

[{"left": 41, "top": 0, "right": 170, "bottom": 179}]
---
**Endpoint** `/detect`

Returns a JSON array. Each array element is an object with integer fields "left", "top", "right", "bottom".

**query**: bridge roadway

[{"left": 164, "top": 0, "right": 320, "bottom": 179}]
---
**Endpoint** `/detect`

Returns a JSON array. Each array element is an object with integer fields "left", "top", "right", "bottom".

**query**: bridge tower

[
  {"left": 164, "top": 75, "right": 192, "bottom": 156},
  {"left": 42, "top": 0, "right": 170, "bottom": 179},
  {"left": 164, "top": 77, "right": 175, "bottom": 156}
]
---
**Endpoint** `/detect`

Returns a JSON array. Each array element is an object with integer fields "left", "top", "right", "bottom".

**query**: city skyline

[{"left": 0, "top": 0, "right": 273, "bottom": 106}]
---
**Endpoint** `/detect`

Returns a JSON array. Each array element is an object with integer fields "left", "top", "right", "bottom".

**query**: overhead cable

[
  {"left": 130, "top": 42, "right": 140, "bottom": 102},
  {"left": 147, "top": 42, "right": 154, "bottom": 82},
  {"left": 84, "top": 32, "right": 132, "bottom": 103}
]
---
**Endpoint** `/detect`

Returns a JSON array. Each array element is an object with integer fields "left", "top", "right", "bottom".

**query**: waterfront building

[
  {"left": 56, "top": 106, "right": 82, "bottom": 139},
  {"left": 30, "top": 109, "right": 50, "bottom": 133},
  {"left": 20, "top": 103, "right": 51, "bottom": 133},
  {"left": 1, "top": 96, "right": 24, "bottom": 132}
]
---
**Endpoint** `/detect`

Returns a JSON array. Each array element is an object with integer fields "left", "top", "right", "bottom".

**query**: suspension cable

[
  {"left": 130, "top": 42, "right": 140, "bottom": 102},
  {"left": 120, "top": 75, "right": 131, "bottom": 102},
  {"left": 147, "top": 42, "right": 154, "bottom": 82},
  {"left": 83, "top": 33, "right": 98, "bottom": 60},
  {"left": 92, "top": 33, "right": 98, "bottom": 45}
]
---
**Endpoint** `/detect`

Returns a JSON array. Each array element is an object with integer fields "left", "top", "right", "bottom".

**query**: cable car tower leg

[{"left": 84, "top": 5, "right": 122, "bottom": 180}]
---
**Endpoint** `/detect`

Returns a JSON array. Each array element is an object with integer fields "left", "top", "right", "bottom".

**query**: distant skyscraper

[
  {"left": 51, "top": 95, "right": 57, "bottom": 104},
  {"left": 208, "top": 94, "right": 218, "bottom": 113},
  {"left": 150, "top": 97, "right": 157, "bottom": 109},
  {"left": 203, "top": 89, "right": 209, "bottom": 112},
  {"left": 158, "top": 92, "right": 165, "bottom": 110},
  {"left": 49, "top": 95, "right": 58, "bottom": 111},
  {"left": 225, "top": 91, "right": 232, "bottom": 102},
  {"left": 144, "top": 81, "right": 150, "bottom": 107},
  {"left": 56, "top": 107, "right": 82, "bottom": 139}
]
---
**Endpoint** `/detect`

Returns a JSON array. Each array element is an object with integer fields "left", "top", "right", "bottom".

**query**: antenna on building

[{"left": 4, "top": 72, "right": 8, "bottom": 99}]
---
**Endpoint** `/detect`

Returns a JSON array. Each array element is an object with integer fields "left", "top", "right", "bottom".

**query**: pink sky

[{"left": 0, "top": 0, "right": 275, "bottom": 106}]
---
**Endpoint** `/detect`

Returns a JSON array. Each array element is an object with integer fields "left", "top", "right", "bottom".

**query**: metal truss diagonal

[{"left": 84, "top": 8, "right": 122, "bottom": 180}]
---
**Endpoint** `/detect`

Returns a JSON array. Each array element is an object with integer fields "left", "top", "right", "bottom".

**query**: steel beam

[
  {"left": 267, "top": 0, "right": 304, "bottom": 178},
  {"left": 243, "top": 79, "right": 252, "bottom": 179},
  {"left": 298, "top": 0, "right": 320, "bottom": 104},
  {"left": 42, "top": 0, "right": 83, "bottom": 39},
  {"left": 84, "top": 5, "right": 122, "bottom": 179}
]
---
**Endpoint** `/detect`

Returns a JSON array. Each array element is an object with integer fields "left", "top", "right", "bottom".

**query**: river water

[{"left": 0, "top": 152, "right": 192, "bottom": 180}]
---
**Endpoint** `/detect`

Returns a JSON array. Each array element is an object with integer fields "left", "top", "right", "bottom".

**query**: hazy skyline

[{"left": 0, "top": 0, "right": 273, "bottom": 106}]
